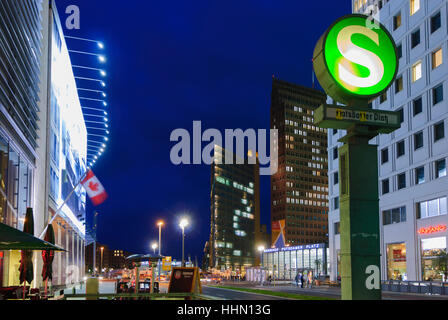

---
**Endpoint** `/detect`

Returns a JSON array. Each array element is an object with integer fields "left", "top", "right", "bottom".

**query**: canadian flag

[{"left": 81, "top": 170, "right": 108, "bottom": 206}]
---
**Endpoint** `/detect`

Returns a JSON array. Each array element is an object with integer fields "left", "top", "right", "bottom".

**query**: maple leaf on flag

[{"left": 89, "top": 181, "right": 99, "bottom": 192}]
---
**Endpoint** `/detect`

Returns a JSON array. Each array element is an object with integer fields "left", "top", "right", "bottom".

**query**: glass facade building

[
  {"left": 262, "top": 243, "right": 329, "bottom": 280},
  {"left": 270, "top": 79, "right": 329, "bottom": 246},
  {"left": 209, "top": 145, "right": 260, "bottom": 272},
  {"left": 0, "top": 0, "right": 42, "bottom": 288}
]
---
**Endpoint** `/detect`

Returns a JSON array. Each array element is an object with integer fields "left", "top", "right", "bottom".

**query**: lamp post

[
  {"left": 157, "top": 221, "right": 164, "bottom": 281},
  {"left": 179, "top": 218, "right": 189, "bottom": 267},
  {"left": 100, "top": 247, "right": 104, "bottom": 276},
  {"left": 257, "top": 245, "right": 265, "bottom": 266}
]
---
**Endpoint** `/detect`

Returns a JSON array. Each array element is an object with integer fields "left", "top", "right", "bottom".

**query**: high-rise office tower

[
  {"left": 327, "top": 0, "right": 448, "bottom": 282},
  {"left": 209, "top": 145, "right": 260, "bottom": 272},
  {"left": 270, "top": 78, "right": 329, "bottom": 246}
]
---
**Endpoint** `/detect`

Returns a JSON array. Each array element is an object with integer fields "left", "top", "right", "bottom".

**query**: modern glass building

[
  {"left": 0, "top": 0, "right": 42, "bottom": 288},
  {"left": 328, "top": 0, "right": 448, "bottom": 282},
  {"left": 209, "top": 145, "right": 260, "bottom": 272},
  {"left": 261, "top": 243, "right": 329, "bottom": 280},
  {"left": 270, "top": 79, "right": 330, "bottom": 246}
]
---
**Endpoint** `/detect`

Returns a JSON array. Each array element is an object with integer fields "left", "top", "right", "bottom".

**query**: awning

[{"left": 0, "top": 223, "right": 66, "bottom": 251}]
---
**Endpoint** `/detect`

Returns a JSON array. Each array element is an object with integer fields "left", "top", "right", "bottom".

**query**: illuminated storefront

[
  {"left": 262, "top": 243, "right": 329, "bottom": 280},
  {"left": 386, "top": 243, "right": 407, "bottom": 280}
]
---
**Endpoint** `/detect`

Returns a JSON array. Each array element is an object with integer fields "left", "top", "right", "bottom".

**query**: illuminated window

[
  {"left": 432, "top": 48, "right": 443, "bottom": 69},
  {"left": 393, "top": 12, "right": 402, "bottom": 30},
  {"left": 395, "top": 75, "right": 403, "bottom": 92},
  {"left": 412, "top": 61, "right": 422, "bottom": 82},
  {"left": 233, "top": 250, "right": 241, "bottom": 256},
  {"left": 410, "top": 0, "right": 420, "bottom": 15}
]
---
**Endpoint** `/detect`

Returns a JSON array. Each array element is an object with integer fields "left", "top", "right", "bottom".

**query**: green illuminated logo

[{"left": 313, "top": 15, "right": 398, "bottom": 105}]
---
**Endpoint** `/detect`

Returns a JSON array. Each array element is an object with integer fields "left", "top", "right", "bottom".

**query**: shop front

[
  {"left": 421, "top": 236, "right": 447, "bottom": 282},
  {"left": 386, "top": 243, "right": 407, "bottom": 280},
  {"left": 262, "top": 243, "right": 328, "bottom": 280}
]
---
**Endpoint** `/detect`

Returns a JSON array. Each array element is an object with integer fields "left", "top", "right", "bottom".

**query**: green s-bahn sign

[
  {"left": 312, "top": 15, "right": 400, "bottom": 300},
  {"left": 313, "top": 14, "right": 398, "bottom": 106}
]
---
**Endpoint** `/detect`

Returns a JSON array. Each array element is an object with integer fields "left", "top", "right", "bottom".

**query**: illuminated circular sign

[{"left": 313, "top": 14, "right": 398, "bottom": 106}]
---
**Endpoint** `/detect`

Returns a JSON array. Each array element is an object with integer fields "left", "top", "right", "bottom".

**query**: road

[
  {"left": 202, "top": 286, "right": 289, "bottom": 300},
  {"left": 206, "top": 282, "right": 448, "bottom": 300}
]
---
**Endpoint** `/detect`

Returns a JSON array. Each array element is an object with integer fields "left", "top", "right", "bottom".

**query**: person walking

[
  {"left": 300, "top": 272, "right": 304, "bottom": 288},
  {"left": 308, "top": 270, "right": 313, "bottom": 289},
  {"left": 295, "top": 273, "right": 300, "bottom": 287}
]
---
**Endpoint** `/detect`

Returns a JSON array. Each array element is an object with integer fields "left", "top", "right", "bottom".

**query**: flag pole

[{"left": 38, "top": 171, "right": 89, "bottom": 239}]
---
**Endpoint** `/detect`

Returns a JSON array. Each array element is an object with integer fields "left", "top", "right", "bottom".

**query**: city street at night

[{"left": 0, "top": 0, "right": 447, "bottom": 316}]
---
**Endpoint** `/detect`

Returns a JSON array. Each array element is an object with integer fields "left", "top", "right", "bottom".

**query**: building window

[
  {"left": 395, "top": 76, "right": 403, "bottom": 93},
  {"left": 333, "top": 129, "right": 338, "bottom": 135},
  {"left": 431, "top": 12, "right": 441, "bottom": 34},
  {"left": 397, "top": 173, "right": 406, "bottom": 190},
  {"left": 414, "top": 131, "right": 423, "bottom": 150},
  {"left": 386, "top": 243, "right": 407, "bottom": 280},
  {"left": 432, "top": 48, "right": 443, "bottom": 69},
  {"left": 421, "top": 237, "right": 447, "bottom": 282},
  {"left": 380, "top": 91, "right": 387, "bottom": 103},
  {"left": 333, "top": 172, "right": 339, "bottom": 185},
  {"left": 411, "top": 29, "right": 420, "bottom": 48},
  {"left": 397, "top": 43, "right": 402, "bottom": 59},
  {"left": 381, "top": 148, "right": 389, "bottom": 164},
  {"left": 333, "top": 197, "right": 339, "bottom": 210},
  {"left": 435, "top": 159, "right": 446, "bottom": 178},
  {"left": 333, "top": 147, "right": 338, "bottom": 160},
  {"left": 393, "top": 12, "right": 402, "bottom": 30},
  {"left": 415, "top": 166, "right": 425, "bottom": 185},
  {"left": 417, "top": 197, "right": 447, "bottom": 219},
  {"left": 410, "top": 0, "right": 420, "bottom": 15},
  {"left": 412, "top": 61, "right": 422, "bottom": 82},
  {"left": 334, "top": 222, "right": 340, "bottom": 235},
  {"left": 397, "top": 140, "right": 405, "bottom": 158},
  {"left": 383, "top": 207, "right": 406, "bottom": 225},
  {"left": 434, "top": 122, "right": 445, "bottom": 142},
  {"left": 398, "top": 108, "right": 404, "bottom": 124},
  {"left": 382, "top": 179, "right": 390, "bottom": 195},
  {"left": 433, "top": 84, "right": 444, "bottom": 105},
  {"left": 413, "top": 97, "right": 422, "bottom": 116}
]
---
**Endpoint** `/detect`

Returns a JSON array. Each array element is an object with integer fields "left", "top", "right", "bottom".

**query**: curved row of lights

[{"left": 66, "top": 36, "right": 109, "bottom": 170}]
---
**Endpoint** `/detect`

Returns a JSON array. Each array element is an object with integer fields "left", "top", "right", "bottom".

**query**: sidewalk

[{"left": 219, "top": 281, "right": 448, "bottom": 300}]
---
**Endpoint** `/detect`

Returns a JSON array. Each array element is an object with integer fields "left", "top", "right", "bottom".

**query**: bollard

[{"left": 86, "top": 277, "right": 99, "bottom": 300}]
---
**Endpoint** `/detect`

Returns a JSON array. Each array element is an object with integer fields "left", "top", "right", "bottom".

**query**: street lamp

[
  {"left": 157, "top": 221, "right": 164, "bottom": 255},
  {"left": 179, "top": 218, "right": 189, "bottom": 267},
  {"left": 257, "top": 245, "right": 265, "bottom": 266},
  {"left": 151, "top": 242, "right": 158, "bottom": 255},
  {"left": 100, "top": 247, "right": 104, "bottom": 276}
]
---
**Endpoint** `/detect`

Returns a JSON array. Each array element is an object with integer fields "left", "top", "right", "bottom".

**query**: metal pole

[
  {"left": 182, "top": 227, "right": 185, "bottom": 267},
  {"left": 158, "top": 225, "right": 162, "bottom": 255},
  {"left": 93, "top": 241, "right": 96, "bottom": 276},
  {"left": 100, "top": 248, "right": 104, "bottom": 275}
]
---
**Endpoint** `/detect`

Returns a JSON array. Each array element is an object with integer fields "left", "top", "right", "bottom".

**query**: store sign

[
  {"left": 418, "top": 225, "right": 447, "bottom": 235},
  {"left": 313, "top": 14, "right": 398, "bottom": 105}
]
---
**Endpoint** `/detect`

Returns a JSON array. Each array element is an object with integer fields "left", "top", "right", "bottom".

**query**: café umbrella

[
  {"left": 19, "top": 208, "right": 34, "bottom": 299},
  {"left": 41, "top": 224, "right": 55, "bottom": 296}
]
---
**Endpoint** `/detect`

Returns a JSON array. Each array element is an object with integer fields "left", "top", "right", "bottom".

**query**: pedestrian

[
  {"left": 300, "top": 273, "right": 304, "bottom": 288},
  {"left": 295, "top": 273, "right": 300, "bottom": 287},
  {"left": 308, "top": 271, "right": 313, "bottom": 289}
]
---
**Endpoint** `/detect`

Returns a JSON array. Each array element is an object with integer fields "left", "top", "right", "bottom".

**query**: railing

[
  {"left": 61, "top": 292, "right": 216, "bottom": 300},
  {"left": 382, "top": 280, "right": 448, "bottom": 295}
]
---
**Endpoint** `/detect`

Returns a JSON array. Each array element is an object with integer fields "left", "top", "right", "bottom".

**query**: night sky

[{"left": 55, "top": 0, "right": 350, "bottom": 262}]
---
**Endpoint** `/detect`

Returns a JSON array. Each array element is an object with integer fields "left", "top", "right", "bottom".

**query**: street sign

[
  {"left": 162, "top": 256, "right": 172, "bottom": 271},
  {"left": 314, "top": 104, "right": 400, "bottom": 133},
  {"left": 313, "top": 14, "right": 398, "bottom": 106},
  {"left": 168, "top": 267, "right": 202, "bottom": 294},
  {"left": 311, "top": 14, "right": 400, "bottom": 301}
]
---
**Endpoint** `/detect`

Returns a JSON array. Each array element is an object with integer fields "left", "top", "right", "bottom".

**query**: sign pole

[
  {"left": 312, "top": 14, "right": 400, "bottom": 300},
  {"left": 338, "top": 127, "right": 381, "bottom": 299}
]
